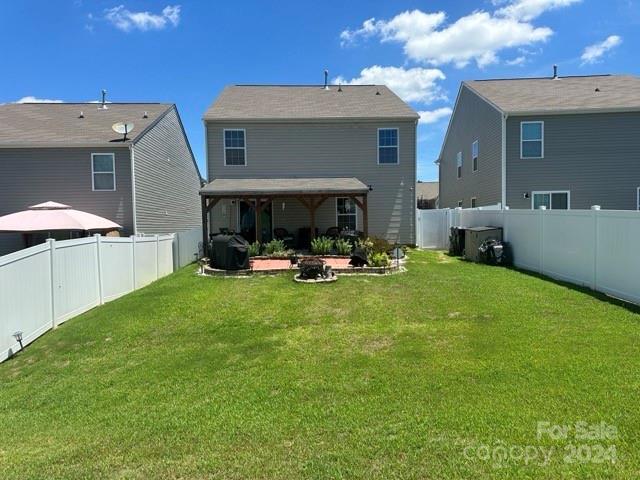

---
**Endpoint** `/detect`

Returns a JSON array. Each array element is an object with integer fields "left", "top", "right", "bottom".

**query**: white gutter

[
  {"left": 129, "top": 144, "right": 138, "bottom": 234},
  {"left": 501, "top": 114, "right": 508, "bottom": 209}
]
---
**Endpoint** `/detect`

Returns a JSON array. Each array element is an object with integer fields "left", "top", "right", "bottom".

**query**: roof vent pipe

[
  {"left": 323, "top": 69, "right": 329, "bottom": 90},
  {"left": 553, "top": 65, "right": 558, "bottom": 79},
  {"left": 100, "top": 89, "right": 108, "bottom": 109}
]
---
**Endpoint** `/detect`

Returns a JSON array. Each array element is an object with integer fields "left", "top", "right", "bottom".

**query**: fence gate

[{"left": 416, "top": 209, "right": 451, "bottom": 249}]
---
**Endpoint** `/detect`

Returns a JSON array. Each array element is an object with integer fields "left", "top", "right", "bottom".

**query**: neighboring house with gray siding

[
  {"left": 0, "top": 102, "right": 201, "bottom": 255},
  {"left": 439, "top": 73, "right": 640, "bottom": 211},
  {"left": 202, "top": 84, "right": 418, "bottom": 245}
]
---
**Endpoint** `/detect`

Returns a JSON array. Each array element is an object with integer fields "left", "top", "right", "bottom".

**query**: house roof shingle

[
  {"left": 0, "top": 103, "right": 173, "bottom": 147},
  {"left": 200, "top": 177, "right": 369, "bottom": 196},
  {"left": 464, "top": 75, "right": 640, "bottom": 114},
  {"left": 416, "top": 181, "right": 439, "bottom": 200},
  {"left": 203, "top": 85, "right": 419, "bottom": 121}
]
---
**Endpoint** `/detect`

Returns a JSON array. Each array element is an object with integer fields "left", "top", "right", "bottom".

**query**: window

[
  {"left": 472, "top": 140, "right": 479, "bottom": 172},
  {"left": 471, "top": 197, "right": 477, "bottom": 208},
  {"left": 532, "top": 191, "right": 569, "bottom": 210},
  {"left": 637, "top": 187, "right": 640, "bottom": 211},
  {"left": 378, "top": 128, "right": 399, "bottom": 164},
  {"left": 458, "top": 200, "right": 463, "bottom": 208},
  {"left": 456, "top": 152, "right": 463, "bottom": 179},
  {"left": 521, "top": 121, "right": 544, "bottom": 159},
  {"left": 91, "top": 153, "right": 115, "bottom": 191},
  {"left": 224, "top": 129, "right": 246, "bottom": 166},
  {"left": 336, "top": 197, "right": 357, "bottom": 230}
]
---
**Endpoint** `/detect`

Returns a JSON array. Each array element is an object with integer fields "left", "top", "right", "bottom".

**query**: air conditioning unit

[{"left": 464, "top": 227, "right": 503, "bottom": 262}]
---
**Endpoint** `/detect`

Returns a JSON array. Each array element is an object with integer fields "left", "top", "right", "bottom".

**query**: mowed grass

[{"left": 1, "top": 250, "right": 639, "bottom": 479}]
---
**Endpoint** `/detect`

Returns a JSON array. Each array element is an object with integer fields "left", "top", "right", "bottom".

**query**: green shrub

[
  {"left": 248, "top": 241, "right": 262, "bottom": 257},
  {"left": 311, "top": 236, "right": 333, "bottom": 255},
  {"left": 334, "top": 238, "right": 352, "bottom": 256},
  {"left": 263, "top": 239, "right": 286, "bottom": 255},
  {"left": 369, "top": 236, "right": 392, "bottom": 254},
  {"left": 370, "top": 252, "right": 391, "bottom": 267}
]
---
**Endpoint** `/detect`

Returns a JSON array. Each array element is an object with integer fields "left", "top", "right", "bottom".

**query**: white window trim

[
  {"left": 91, "top": 153, "right": 116, "bottom": 191},
  {"left": 472, "top": 140, "right": 479, "bottom": 172},
  {"left": 377, "top": 127, "right": 399, "bottom": 165},
  {"left": 531, "top": 190, "right": 571, "bottom": 210},
  {"left": 223, "top": 128, "right": 247, "bottom": 167},
  {"left": 335, "top": 197, "right": 358, "bottom": 230},
  {"left": 456, "top": 151, "right": 462, "bottom": 179},
  {"left": 471, "top": 197, "right": 477, "bottom": 208},
  {"left": 520, "top": 121, "right": 544, "bottom": 159}
]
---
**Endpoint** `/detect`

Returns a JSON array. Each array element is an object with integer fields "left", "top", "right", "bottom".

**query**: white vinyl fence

[
  {"left": 0, "top": 234, "right": 175, "bottom": 362},
  {"left": 417, "top": 207, "right": 640, "bottom": 305},
  {"left": 173, "top": 226, "right": 203, "bottom": 270}
]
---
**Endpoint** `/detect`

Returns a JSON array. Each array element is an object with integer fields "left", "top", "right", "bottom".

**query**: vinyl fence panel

[
  {"left": 0, "top": 244, "right": 53, "bottom": 361},
  {"left": 173, "top": 227, "right": 202, "bottom": 269},
  {"left": 100, "top": 237, "right": 134, "bottom": 302},
  {"left": 435, "top": 207, "right": 640, "bottom": 305},
  {"left": 0, "top": 233, "right": 177, "bottom": 363},
  {"left": 53, "top": 238, "right": 101, "bottom": 324}
]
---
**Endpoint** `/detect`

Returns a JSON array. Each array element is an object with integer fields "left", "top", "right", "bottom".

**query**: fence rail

[
  {"left": 417, "top": 207, "right": 640, "bottom": 305},
  {"left": 0, "top": 233, "right": 176, "bottom": 362}
]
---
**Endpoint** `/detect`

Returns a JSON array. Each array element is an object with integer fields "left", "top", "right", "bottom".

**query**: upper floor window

[
  {"left": 472, "top": 140, "right": 479, "bottom": 172},
  {"left": 521, "top": 121, "right": 544, "bottom": 159},
  {"left": 378, "top": 128, "right": 398, "bottom": 164},
  {"left": 92, "top": 153, "right": 115, "bottom": 191},
  {"left": 456, "top": 152, "right": 462, "bottom": 179},
  {"left": 224, "top": 129, "right": 246, "bottom": 166}
]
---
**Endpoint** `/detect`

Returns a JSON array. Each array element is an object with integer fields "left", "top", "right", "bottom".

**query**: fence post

[
  {"left": 47, "top": 238, "right": 57, "bottom": 329},
  {"left": 94, "top": 234, "right": 104, "bottom": 305},
  {"left": 173, "top": 231, "right": 180, "bottom": 271},
  {"left": 131, "top": 235, "right": 137, "bottom": 290},
  {"left": 538, "top": 206, "right": 546, "bottom": 274},
  {"left": 591, "top": 205, "right": 600, "bottom": 290},
  {"left": 155, "top": 234, "right": 160, "bottom": 280}
]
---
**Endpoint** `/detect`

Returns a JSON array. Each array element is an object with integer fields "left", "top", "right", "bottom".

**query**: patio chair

[
  {"left": 273, "top": 227, "right": 295, "bottom": 249},
  {"left": 325, "top": 226, "right": 341, "bottom": 239}
]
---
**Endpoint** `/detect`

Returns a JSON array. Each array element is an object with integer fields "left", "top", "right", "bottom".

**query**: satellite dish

[{"left": 112, "top": 122, "right": 135, "bottom": 141}]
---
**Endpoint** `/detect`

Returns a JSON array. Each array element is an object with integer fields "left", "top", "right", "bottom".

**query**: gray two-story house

[
  {"left": 200, "top": 84, "right": 418, "bottom": 246},
  {"left": 0, "top": 102, "right": 202, "bottom": 255},
  {"left": 439, "top": 73, "right": 640, "bottom": 210}
]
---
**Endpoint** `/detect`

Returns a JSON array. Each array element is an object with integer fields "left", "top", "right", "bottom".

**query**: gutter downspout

[
  {"left": 129, "top": 144, "right": 138, "bottom": 235},
  {"left": 501, "top": 114, "right": 508, "bottom": 209}
]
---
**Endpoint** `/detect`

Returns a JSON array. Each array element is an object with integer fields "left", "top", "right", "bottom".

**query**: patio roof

[{"left": 200, "top": 177, "right": 369, "bottom": 197}]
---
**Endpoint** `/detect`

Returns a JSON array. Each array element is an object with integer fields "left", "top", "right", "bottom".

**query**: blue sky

[{"left": 1, "top": 1, "right": 638, "bottom": 181}]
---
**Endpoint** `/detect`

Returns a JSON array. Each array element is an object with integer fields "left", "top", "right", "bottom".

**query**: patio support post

[
  {"left": 362, "top": 194, "right": 369, "bottom": 239},
  {"left": 201, "top": 196, "right": 209, "bottom": 257},
  {"left": 255, "top": 198, "right": 263, "bottom": 243}
]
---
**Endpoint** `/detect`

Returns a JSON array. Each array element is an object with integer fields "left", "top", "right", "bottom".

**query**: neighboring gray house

[
  {"left": 439, "top": 73, "right": 640, "bottom": 211},
  {"left": 200, "top": 84, "right": 418, "bottom": 245},
  {"left": 0, "top": 102, "right": 202, "bottom": 255},
  {"left": 416, "top": 181, "right": 439, "bottom": 209}
]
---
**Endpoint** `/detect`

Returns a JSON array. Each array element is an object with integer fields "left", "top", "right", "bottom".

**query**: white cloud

[
  {"left": 15, "top": 96, "right": 64, "bottom": 103},
  {"left": 333, "top": 66, "right": 447, "bottom": 104},
  {"left": 495, "top": 0, "right": 581, "bottom": 21},
  {"left": 418, "top": 107, "right": 453, "bottom": 124},
  {"left": 506, "top": 55, "right": 527, "bottom": 66},
  {"left": 340, "top": 9, "right": 553, "bottom": 68},
  {"left": 104, "top": 4, "right": 180, "bottom": 32},
  {"left": 581, "top": 35, "right": 622, "bottom": 65}
]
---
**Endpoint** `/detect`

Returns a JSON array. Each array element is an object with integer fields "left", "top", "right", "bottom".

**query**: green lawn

[{"left": 1, "top": 250, "right": 639, "bottom": 479}]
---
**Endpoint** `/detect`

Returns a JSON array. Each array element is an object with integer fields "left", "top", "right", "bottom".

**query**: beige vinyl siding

[
  {"left": 506, "top": 112, "right": 640, "bottom": 210},
  {"left": 439, "top": 86, "right": 503, "bottom": 208},
  {"left": 132, "top": 107, "right": 202, "bottom": 234},
  {"left": 0, "top": 146, "right": 133, "bottom": 231},
  {"left": 205, "top": 120, "right": 416, "bottom": 244}
]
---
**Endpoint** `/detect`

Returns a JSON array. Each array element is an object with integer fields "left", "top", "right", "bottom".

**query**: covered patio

[{"left": 199, "top": 177, "right": 370, "bottom": 255}]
